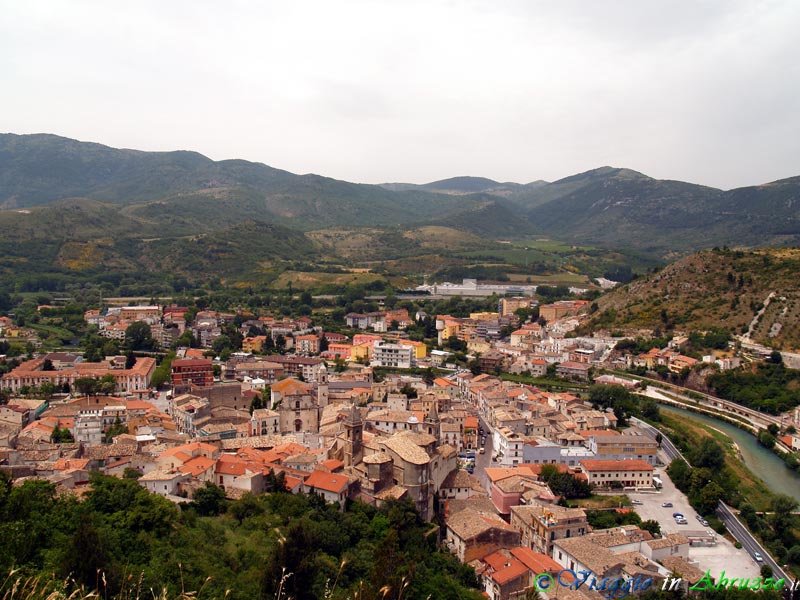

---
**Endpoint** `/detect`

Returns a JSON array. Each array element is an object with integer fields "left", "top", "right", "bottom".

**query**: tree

[
  {"left": 190, "top": 482, "right": 228, "bottom": 516},
  {"left": 150, "top": 353, "right": 174, "bottom": 388},
  {"left": 588, "top": 384, "right": 635, "bottom": 427},
  {"left": 125, "top": 322, "right": 155, "bottom": 351},
  {"left": 640, "top": 399, "right": 661, "bottom": 421},
  {"left": 229, "top": 493, "right": 264, "bottom": 524},
  {"left": 59, "top": 512, "right": 113, "bottom": 590},
  {"left": 212, "top": 334, "right": 233, "bottom": 355},
  {"left": 399, "top": 383, "right": 418, "bottom": 399},
  {"left": 98, "top": 374, "right": 117, "bottom": 396},
  {"left": 697, "top": 481, "right": 725, "bottom": 515},
  {"left": 74, "top": 377, "right": 99, "bottom": 396},
  {"left": 770, "top": 494, "right": 798, "bottom": 534},
  {"left": 640, "top": 520, "right": 661, "bottom": 537},
  {"left": 122, "top": 467, "right": 141, "bottom": 479},
  {"left": 41, "top": 358, "right": 55, "bottom": 371},
  {"left": 249, "top": 393, "right": 265, "bottom": 414},
  {"left": 768, "top": 351, "right": 783, "bottom": 364},
  {"left": 691, "top": 438, "right": 725, "bottom": 471},
  {"left": 51, "top": 425, "right": 75, "bottom": 443},
  {"left": 104, "top": 417, "right": 128, "bottom": 443},
  {"left": 758, "top": 430, "right": 776, "bottom": 449},
  {"left": 666, "top": 458, "right": 691, "bottom": 491}
]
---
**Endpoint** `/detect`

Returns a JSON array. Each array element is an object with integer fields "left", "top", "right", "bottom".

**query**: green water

[{"left": 660, "top": 404, "right": 800, "bottom": 503}]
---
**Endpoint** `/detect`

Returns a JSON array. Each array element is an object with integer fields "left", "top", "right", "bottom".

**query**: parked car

[
  {"left": 479, "top": 447, "right": 486, "bottom": 454},
  {"left": 672, "top": 512, "right": 684, "bottom": 518},
  {"left": 631, "top": 499, "right": 643, "bottom": 505},
  {"left": 662, "top": 502, "right": 673, "bottom": 508}
]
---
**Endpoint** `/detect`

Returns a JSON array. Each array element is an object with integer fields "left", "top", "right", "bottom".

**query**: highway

[
  {"left": 632, "top": 416, "right": 793, "bottom": 589},
  {"left": 630, "top": 416, "right": 683, "bottom": 462},
  {"left": 716, "top": 502, "right": 790, "bottom": 585}
]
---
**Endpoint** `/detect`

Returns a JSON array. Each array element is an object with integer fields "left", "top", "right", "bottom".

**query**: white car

[
  {"left": 631, "top": 499, "right": 643, "bottom": 505},
  {"left": 754, "top": 552, "right": 763, "bottom": 562}
]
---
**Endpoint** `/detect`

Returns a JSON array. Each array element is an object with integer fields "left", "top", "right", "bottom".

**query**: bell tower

[{"left": 343, "top": 403, "right": 363, "bottom": 467}]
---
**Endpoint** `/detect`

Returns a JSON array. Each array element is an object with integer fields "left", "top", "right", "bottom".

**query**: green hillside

[
  {"left": 518, "top": 168, "right": 800, "bottom": 257},
  {"left": 0, "top": 133, "right": 486, "bottom": 229},
  {"left": 3, "top": 133, "right": 800, "bottom": 295}
]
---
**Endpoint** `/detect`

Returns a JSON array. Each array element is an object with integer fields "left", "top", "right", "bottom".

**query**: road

[
  {"left": 717, "top": 502, "right": 790, "bottom": 584},
  {"left": 633, "top": 417, "right": 792, "bottom": 588},
  {"left": 630, "top": 416, "right": 683, "bottom": 463},
  {"left": 606, "top": 369, "right": 787, "bottom": 431},
  {"left": 474, "top": 414, "right": 497, "bottom": 489}
]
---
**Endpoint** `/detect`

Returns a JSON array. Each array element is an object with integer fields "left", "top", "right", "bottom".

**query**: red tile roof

[
  {"left": 580, "top": 459, "right": 654, "bottom": 472},
  {"left": 304, "top": 469, "right": 350, "bottom": 494}
]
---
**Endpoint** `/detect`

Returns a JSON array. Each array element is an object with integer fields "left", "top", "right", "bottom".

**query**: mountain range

[{"left": 1, "top": 133, "right": 799, "bottom": 287}]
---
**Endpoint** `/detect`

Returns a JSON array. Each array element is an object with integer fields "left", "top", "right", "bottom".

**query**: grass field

[
  {"left": 570, "top": 495, "right": 632, "bottom": 508},
  {"left": 270, "top": 270, "right": 386, "bottom": 290},
  {"left": 505, "top": 272, "right": 591, "bottom": 285}
]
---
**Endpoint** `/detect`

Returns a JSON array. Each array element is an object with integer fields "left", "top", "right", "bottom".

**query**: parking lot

[{"left": 627, "top": 464, "right": 761, "bottom": 579}]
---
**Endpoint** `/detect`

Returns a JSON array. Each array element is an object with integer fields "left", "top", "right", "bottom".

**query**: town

[{"left": 2, "top": 293, "right": 799, "bottom": 599}]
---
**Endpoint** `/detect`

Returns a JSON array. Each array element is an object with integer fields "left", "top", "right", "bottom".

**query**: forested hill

[
  {"left": 0, "top": 473, "right": 483, "bottom": 600},
  {"left": 0, "top": 133, "right": 491, "bottom": 230},
  {"left": 2, "top": 133, "right": 800, "bottom": 260}
]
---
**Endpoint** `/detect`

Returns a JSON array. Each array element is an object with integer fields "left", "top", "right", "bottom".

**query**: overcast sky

[{"left": 1, "top": 0, "right": 798, "bottom": 189}]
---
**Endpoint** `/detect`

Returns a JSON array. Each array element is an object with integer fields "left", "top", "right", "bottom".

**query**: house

[
  {"left": 509, "top": 501, "right": 589, "bottom": 556},
  {"left": 371, "top": 341, "right": 414, "bottom": 369},
  {"left": 250, "top": 408, "right": 280, "bottom": 436},
  {"left": 1, "top": 357, "right": 156, "bottom": 394},
  {"left": 139, "top": 469, "right": 190, "bottom": 497},
  {"left": 587, "top": 434, "right": 658, "bottom": 465},
  {"left": 295, "top": 334, "right": 321, "bottom": 355},
  {"left": 555, "top": 361, "right": 591, "bottom": 381},
  {"left": 580, "top": 459, "right": 654, "bottom": 489},
  {"left": 303, "top": 469, "right": 355, "bottom": 508},
  {"left": 398, "top": 339, "right": 427, "bottom": 360},
  {"left": 233, "top": 361, "right": 283, "bottom": 383},
  {"left": 499, "top": 297, "right": 532, "bottom": 316},
  {"left": 552, "top": 527, "right": 662, "bottom": 588},
  {"left": 438, "top": 469, "right": 486, "bottom": 503},
  {"left": 485, "top": 466, "right": 545, "bottom": 515},
  {"left": 241, "top": 336, "right": 268, "bottom": 353},
  {"left": 171, "top": 359, "right": 214, "bottom": 388},
  {"left": 480, "top": 547, "right": 561, "bottom": 600},
  {"left": 539, "top": 301, "right": 589, "bottom": 322},
  {"left": 492, "top": 426, "right": 525, "bottom": 467},
  {"left": 445, "top": 506, "right": 522, "bottom": 563}
]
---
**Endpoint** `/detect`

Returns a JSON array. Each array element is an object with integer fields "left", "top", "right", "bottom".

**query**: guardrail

[
  {"left": 633, "top": 417, "right": 791, "bottom": 588},
  {"left": 717, "top": 501, "right": 790, "bottom": 585}
]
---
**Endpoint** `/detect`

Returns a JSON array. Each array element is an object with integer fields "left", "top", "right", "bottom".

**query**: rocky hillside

[{"left": 585, "top": 248, "right": 800, "bottom": 351}]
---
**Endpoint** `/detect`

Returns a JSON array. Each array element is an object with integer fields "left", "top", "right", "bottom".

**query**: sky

[{"left": 1, "top": 0, "right": 799, "bottom": 190}]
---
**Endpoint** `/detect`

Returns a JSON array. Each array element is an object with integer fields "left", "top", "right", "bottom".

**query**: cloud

[{"left": 0, "top": 0, "right": 798, "bottom": 189}]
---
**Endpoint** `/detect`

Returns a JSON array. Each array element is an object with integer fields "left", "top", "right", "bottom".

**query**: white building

[
  {"left": 371, "top": 341, "right": 414, "bottom": 369},
  {"left": 493, "top": 426, "right": 525, "bottom": 467}
]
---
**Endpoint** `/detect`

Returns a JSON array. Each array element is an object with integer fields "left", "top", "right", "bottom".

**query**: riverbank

[{"left": 659, "top": 404, "right": 800, "bottom": 505}]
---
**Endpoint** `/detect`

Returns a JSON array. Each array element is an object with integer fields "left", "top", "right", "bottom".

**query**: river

[{"left": 659, "top": 404, "right": 800, "bottom": 503}]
